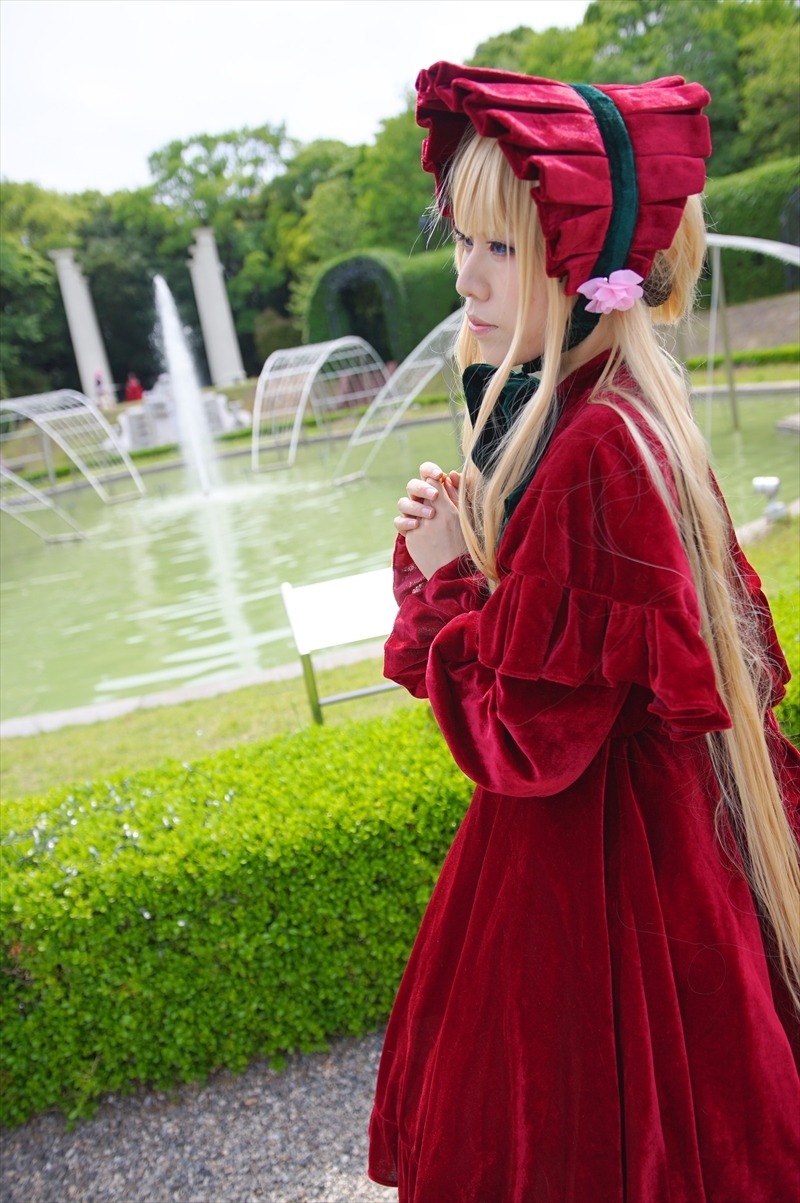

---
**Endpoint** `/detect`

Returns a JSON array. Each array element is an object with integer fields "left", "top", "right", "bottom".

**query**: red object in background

[{"left": 124, "top": 374, "right": 144, "bottom": 401}]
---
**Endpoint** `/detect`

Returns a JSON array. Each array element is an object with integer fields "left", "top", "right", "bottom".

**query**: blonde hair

[{"left": 448, "top": 133, "right": 800, "bottom": 1011}]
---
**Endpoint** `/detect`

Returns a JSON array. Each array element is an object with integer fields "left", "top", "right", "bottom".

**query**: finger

[
  {"left": 398, "top": 496, "right": 434, "bottom": 519},
  {"left": 407, "top": 477, "right": 438, "bottom": 501},
  {"left": 419, "top": 461, "right": 445, "bottom": 483},
  {"left": 442, "top": 474, "right": 460, "bottom": 504},
  {"left": 394, "top": 515, "right": 419, "bottom": 533}
]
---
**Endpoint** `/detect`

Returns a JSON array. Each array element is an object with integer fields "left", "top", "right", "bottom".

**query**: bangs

[{"left": 448, "top": 134, "right": 517, "bottom": 240}]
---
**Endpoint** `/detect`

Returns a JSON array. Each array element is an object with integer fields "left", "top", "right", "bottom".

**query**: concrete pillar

[
  {"left": 49, "top": 248, "right": 115, "bottom": 406},
  {"left": 187, "top": 228, "right": 246, "bottom": 386}
]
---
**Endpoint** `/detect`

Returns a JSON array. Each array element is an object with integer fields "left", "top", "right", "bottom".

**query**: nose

[{"left": 455, "top": 248, "right": 489, "bottom": 302}]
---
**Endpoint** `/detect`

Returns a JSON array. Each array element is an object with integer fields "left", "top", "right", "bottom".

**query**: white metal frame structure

[
  {"left": 251, "top": 337, "right": 389, "bottom": 471},
  {"left": 333, "top": 311, "right": 463, "bottom": 483},
  {"left": 704, "top": 234, "right": 800, "bottom": 430},
  {"left": 0, "top": 390, "right": 145, "bottom": 502},
  {"left": 0, "top": 465, "right": 86, "bottom": 542}
]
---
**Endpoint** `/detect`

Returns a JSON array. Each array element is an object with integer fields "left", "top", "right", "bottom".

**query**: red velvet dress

[{"left": 367, "top": 356, "right": 800, "bottom": 1203}]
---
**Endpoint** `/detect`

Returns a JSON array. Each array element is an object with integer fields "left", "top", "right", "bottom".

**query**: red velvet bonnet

[{"left": 415, "top": 61, "right": 712, "bottom": 295}]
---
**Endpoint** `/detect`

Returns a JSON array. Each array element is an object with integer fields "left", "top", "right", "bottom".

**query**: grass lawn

[
  {"left": 0, "top": 657, "right": 417, "bottom": 801},
  {"left": 1, "top": 516, "right": 796, "bottom": 803}
]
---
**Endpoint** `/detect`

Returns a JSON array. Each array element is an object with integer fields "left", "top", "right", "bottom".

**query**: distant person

[
  {"left": 368, "top": 61, "right": 800, "bottom": 1202},
  {"left": 124, "top": 373, "right": 144, "bottom": 402},
  {"left": 93, "top": 369, "right": 113, "bottom": 409}
]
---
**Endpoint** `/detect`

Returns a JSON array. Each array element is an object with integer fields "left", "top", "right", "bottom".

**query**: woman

[{"left": 367, "top": 63, "right": 800, "bottom": 1203}]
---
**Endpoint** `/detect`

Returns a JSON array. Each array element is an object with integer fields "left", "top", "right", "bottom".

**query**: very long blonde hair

[{"left": 448, "top": 133, "right": 800, "bottom": 1012}]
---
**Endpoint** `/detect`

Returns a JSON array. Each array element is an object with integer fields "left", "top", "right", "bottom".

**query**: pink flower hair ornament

[{"left": 576, "top": 270, "right": 644, "bottom": 314}]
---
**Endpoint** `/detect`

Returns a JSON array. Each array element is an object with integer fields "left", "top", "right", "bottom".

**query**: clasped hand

[{"left": 395, "top": 460, "right": 467, "bottom": 580}]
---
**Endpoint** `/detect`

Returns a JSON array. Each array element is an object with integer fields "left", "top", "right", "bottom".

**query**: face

[{"left": 454, "top": 227, "right": 548, "bottom": 367}]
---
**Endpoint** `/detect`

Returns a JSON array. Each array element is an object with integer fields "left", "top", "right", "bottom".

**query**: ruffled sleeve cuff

[
  {"left": 477, "top": 570, "right": 731, "bottom": 740},
  {"left": 384, "top": 537, "right": 488, "bottom": 698}
]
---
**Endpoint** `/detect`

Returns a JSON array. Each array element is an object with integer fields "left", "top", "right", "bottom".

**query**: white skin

[
  {"left": 397, "top": 227, "right": 612, "bottom": 578},
  {"left": 396, "top": 228, "right": 548, "bottom": 580}
]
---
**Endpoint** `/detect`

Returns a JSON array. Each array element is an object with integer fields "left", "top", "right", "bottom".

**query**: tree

[
  {"left": 0, "top": 237, "right": 60, "bottom": 397},
  {"left": 738, "top": 18, "right": 800, "bottom": 165},
  {"left": 583, "top": 0, "right": 799, "bottom": 175},
  {"left": 148, "top": 124, "right": 291, "bottom": 224},
  {"left": 353, "top": 103, "right": 434, "bottom": 252},
  {"left": 0, "top": 182, "right": 84, "bottom": 395},
  {"left": 470, "top": 26, "right": 542, "bottom": 73},
  {"left": 471, "top": 22, "right": 599, "bottom": 81},
  {"left": 0, "top": 181, "right": 88, "bottom": 254}
]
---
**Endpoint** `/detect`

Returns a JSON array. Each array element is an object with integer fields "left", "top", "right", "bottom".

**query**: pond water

[
  {"left": 0, "top": 421, "right": 459, "bottom": 722},
  {"left": 2, "top": 392, "right": 797, "bottom": 725}
]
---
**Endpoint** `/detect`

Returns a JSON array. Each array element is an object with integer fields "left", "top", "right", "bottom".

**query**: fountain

[
  {"left": 153, "top": 275, "right": 217, "bottom": 495},
  {"left": 0, "top": 287, "right": 461, "bottom": 727}
]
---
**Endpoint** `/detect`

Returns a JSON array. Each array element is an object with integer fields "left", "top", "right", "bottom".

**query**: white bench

[{"left": 281, "top": 567, "right": 400, "bottom": 723}]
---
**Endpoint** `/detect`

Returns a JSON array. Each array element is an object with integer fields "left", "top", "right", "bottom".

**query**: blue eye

[
  {"left": 489, "top": 241, "right": 514, "bottom": 257},
  {"left": 453, "top": 228, "right": 473, "bottom": 249}
]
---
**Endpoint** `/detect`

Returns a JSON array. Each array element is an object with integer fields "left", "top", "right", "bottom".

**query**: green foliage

[
  {"left": 738, "top": 19, "right": 800, "bottom": 166},
  {"left": 0, "top": 180, "right": 88, "bottom": 254},
  {"left": 0, "top": 238, "right": 57, "bottom": 398},
  {"left": 685, "top": 344, "right": 800, "bottom": 371},
  {"left": 286, "top": 177, "right": 364, "bottom": 273},
  {"left": 583, "top": 0, "right": 793, "bottom": 176},
  {"left": 704, "top": 159, "right": 800, "bottom": 304},
  {"left": 0, "top": 707, "right": 471, "bottom": 1127},
  {"left": 401, "top": 247, "right": 461, "bottom": 350},
  {"left": 252, "top": 308, "right": 303, "bottom": 364},
  {"left": 772, "top": 591, "right": 800, "bottom": 743},
  {"left": 304, "top": 246, "right": 457, "bottom": 361},
  {"left": 148, "top": 125, "right": 291, "bottom": 224},
  {"left": 353, "top": 102, "right": 434, "bottom": 253},
  {"left": 471, "top": 22, "right": 599, "bottom": 81},
  {"left": 0, "top": 182, "right": 85, "bottom": 396}
]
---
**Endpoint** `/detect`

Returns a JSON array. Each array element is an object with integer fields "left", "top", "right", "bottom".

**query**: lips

[{"left": 466, "top": 314, "right": 497, "bottom": 336}]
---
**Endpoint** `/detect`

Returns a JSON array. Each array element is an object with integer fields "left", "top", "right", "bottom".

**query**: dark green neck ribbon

[{"left": 463, "top": 84, "right": 640, "bottom": 519}]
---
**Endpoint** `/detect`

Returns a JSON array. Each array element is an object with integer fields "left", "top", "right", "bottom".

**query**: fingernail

[
  {"left": 421, "top": 506, "right": 434, "bottom": 518},
  {"left": 423, "top": 486, "right": 437, "bottom": 499}
]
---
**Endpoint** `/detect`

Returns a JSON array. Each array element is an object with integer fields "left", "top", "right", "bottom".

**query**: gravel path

[{"left": 0, "top": 1030, "right": 398, "bottom": 1203}]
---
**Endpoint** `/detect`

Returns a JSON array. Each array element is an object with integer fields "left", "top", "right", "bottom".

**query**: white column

[
  {"left": 187, "top": 228, "right": 246, "bottom": 386},
  {"left": 49, "top": 249, "right": 115, "bottom": 405}
]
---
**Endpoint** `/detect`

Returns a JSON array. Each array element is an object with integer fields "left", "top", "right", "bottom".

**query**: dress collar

[{"left": 462, "top": 351, "right": 613, "bottom": 526}]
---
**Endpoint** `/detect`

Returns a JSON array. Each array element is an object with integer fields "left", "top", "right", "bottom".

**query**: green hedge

[
  {"left": 685, "top": 344, "right": 800, "bottom": 371},
  {"left": 773, "top": 590, "right": 800, "bottom": 744},
  {"left": 304, "top": 246, "right": 458, "bottom": 362},
  {"left": 2, "top": 594, "right": 797, "bottom": 1128},
  {"left": 704, "top": 158, "right": 799, "bottom": 305},
  {"left": 0, "top": 708, "right": 471, "bottom": 1127}
]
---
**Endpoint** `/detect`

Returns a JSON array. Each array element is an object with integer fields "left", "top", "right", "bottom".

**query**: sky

[{"left": 0, "top": 0, "right": 590, "bottom": 195}]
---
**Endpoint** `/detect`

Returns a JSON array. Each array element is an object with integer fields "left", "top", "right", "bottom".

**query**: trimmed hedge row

[
  {"left": 773, "top": 591, "right": 800, "bottom": 744},
  {"left": 685, "top": 344, "right": 800, "bottom": 371},
  {"left": 0, "top": 708, "right": 472, "bottom": 1127},
  {"left": 704, "top": 158, "right": 799, "bottom": 305},
  {"left": 2, "top": 595, "right": 797, "bottom": 1128},
  {"left": 304, "top": 246, "right": 459, "bottom": 362}
]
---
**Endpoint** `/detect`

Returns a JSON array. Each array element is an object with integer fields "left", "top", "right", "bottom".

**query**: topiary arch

[{"left": 305, "top": 247, "right": 459, "bottom": 364}]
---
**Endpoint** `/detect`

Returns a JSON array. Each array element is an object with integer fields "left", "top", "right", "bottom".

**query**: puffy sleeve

[
  {"left": 384, "top": 400, "right": 732, "bottom": 797},
  {"left": 384, "top": 533, "right": 489, "bottom": 697}
]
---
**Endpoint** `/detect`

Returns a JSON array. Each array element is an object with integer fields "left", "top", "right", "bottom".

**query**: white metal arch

[
  {"left": 0, "top": 465, "right": 85, "bottom": 542},
  {"left": 0, "top": 390, "right": 145, "bottom": 502},
  {"left": 251, "top": 336, "right": 389, "bottom": 471},
  {"left": 333, "top": 310, "right": 463, "bottom": 483},
  {"left": 703, "top": 234, "right": 800, "bottom": 431}
]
